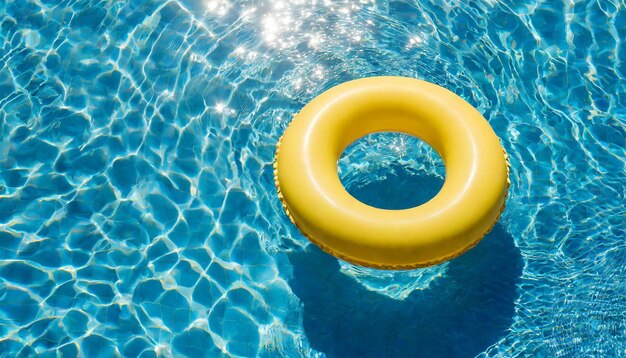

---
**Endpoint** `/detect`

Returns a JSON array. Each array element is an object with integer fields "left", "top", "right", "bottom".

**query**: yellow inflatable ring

[{"left": 274, "top": 76, "right": 509, "bottom": 269}]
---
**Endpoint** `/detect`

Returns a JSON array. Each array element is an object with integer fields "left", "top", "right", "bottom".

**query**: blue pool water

[{"left": 0, "top": 0, "right": 624, "bottom": 356}]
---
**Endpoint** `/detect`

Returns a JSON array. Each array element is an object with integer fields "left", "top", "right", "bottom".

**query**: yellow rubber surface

[{"left": 274, "top": 76, "right": 509, "bottom": 269}]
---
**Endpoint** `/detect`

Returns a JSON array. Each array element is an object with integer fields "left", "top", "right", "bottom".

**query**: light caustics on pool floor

[{"left": 0, "top": 0, "right": 625, "bottom": 357}]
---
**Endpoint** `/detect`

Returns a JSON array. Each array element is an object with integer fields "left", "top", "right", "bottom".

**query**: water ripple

[{"left": 0, "top": 0, "right": 624, "bottom": 356}]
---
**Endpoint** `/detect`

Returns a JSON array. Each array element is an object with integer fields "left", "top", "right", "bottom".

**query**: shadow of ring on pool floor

[{"left": 288, "top": 223, "right": 523, "bottom": 358}]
